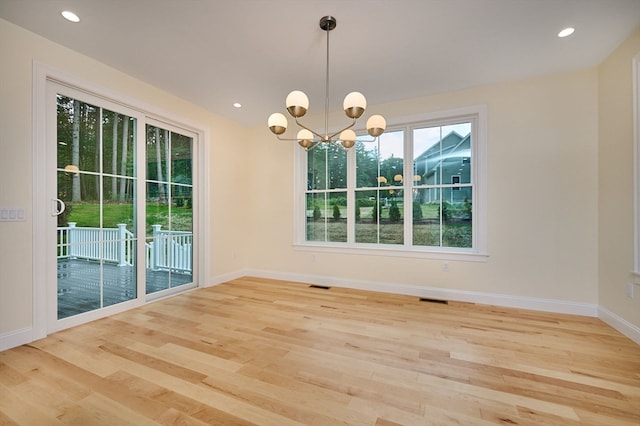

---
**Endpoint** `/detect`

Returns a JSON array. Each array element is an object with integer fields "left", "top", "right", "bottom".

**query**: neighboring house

[{"left": 413, "top": 131, "right": 471, "bottom": 205}]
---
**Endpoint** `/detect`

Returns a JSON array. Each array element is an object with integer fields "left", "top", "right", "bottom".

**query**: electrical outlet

[
  {"left": 627, "top": 283, "right": 634, "bottom": 299},
  {"left": 443, "top": 262, "right": 450, "bottom": 272}
]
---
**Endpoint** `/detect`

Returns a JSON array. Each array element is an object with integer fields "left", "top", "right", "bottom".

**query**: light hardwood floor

[{"left": 1, "top": 277, "right": 639, "bottom": 425}]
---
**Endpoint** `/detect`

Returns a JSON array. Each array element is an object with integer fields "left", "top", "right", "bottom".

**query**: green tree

[
  {"left": 389, "top": 200, "right": 401, "bottom": 223},
  {"left": 372, "top": 198, "right": 379, "bottom": 221},
  {"left": 439, "top": 201, "right": 451, "bottom": 221},
  {"left": 355, "top": 142, "right": 379, "bottom": 187},
  {"left": 333, "top": 203, "right": 341, "bottom": 220},
  {"left": 413, "top": 200, "right": 423, "bottom": 221}
]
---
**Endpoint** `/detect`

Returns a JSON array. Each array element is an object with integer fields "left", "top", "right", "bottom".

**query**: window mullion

[
  {"left": 347, "top": 145, "right": 356, "bottom": 244},
  {"left": 404, "top": 126, "right": 412, "bottom": 247}
]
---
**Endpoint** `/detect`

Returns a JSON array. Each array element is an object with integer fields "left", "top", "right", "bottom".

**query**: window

[{"left": 295, "top": 105, "right": 487, "bottom": 259}]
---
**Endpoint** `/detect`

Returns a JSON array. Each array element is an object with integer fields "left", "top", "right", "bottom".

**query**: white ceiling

[{"left": 2, "top": 0, "right": 640, "bottom": 128}]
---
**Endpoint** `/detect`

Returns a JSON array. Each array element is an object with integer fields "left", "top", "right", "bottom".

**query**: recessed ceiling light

[
  {"left": 61, "top": 11, "right": 80, "bottom": 23},
  {"left": 233, "top": 102, "right": 242, "bottom": 108},
  {"left": 558, "top": 27, "right": 575, "bottom": 38}
]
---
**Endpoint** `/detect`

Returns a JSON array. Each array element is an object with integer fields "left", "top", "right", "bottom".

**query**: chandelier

[{"left": 267, "top": 16, "right": 386, "bottom": 150}]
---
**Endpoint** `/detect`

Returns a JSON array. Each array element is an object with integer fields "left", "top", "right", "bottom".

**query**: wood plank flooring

[{"left": 1, "top": 277, "right": 639, "bottom": 425}]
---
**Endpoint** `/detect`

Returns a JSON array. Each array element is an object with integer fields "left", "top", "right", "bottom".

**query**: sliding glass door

[{"left": 49, "top": 84, "right": 197, "bottom": 330}]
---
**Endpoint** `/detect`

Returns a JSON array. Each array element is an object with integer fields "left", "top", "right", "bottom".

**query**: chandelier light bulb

[
  {"left": 344, "top": 92, "right": 367, "bottom": 119},
  {"left": 339, "top": 129, "right": 356, "bottom": 148},
  {"left": 268, "top": 113, "right": 288, "bottom": 135},
  {"left": 297, "top": 129, "right": 314, "bottom": 143},
  {"left": 297, "top": 130, "right": 314, "bottom": 148},
  {"left": 286, "top": 90, "right": 309, "bottom": 118},
  {"left": 366, "top": 115, "right": 386, "bottom": 137}
]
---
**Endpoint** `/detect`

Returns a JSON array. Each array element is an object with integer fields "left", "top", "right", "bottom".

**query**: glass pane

[
  {"left": 328, "top": 146, "right": 347, "bottom": 189},
  {"left": 355, "top": 190, "right": 378, "bottom": 243},
  {"left": 306, "top": 193, "right": 326, "bottom": 241},
  {"left": 413, "top": 188, "right": 441, "bottom": 246},
  {"left": 442, "top": 123, "right": 472, "bottom": 185},
  {"left": 378, "top": 130, "right": 404, "bottom": 188},
  {"left": 146, "top": 125, "right": 169, "bottom": 184},
  {"left": 171, "top": 133, "right": 193, "bottom": 185},
  {"left": 413, "top": 127, "right": 442, "bottom": 187},
  {"left": 60, "top": 174, "right": 100, "bottom": 227},
  {"left": 103, "top": 111, "right": 135, "bottom": 178},
  {"left": 172, "top": 184, "right": 193, "bottom": 230},
  {"left": 145, "top": 235, "right": 167, "bottom": 294},
  {"left": 169, "top": 185, "right": 193, "bottom": 280},
  {"left": 57, "top": 171, "right": 101, "bottom": 319},
  {"left": 102, "top": 177, "right": 134, "bottom": 228},
  {"left": 308, "top": 147, "right": 327, "bottom": 190},
  {"left": 380, "top": 187, "right": 403, "bottom": 245},
  {"left": 145, "top": 198, "right": 174, "bottom": 295},
  {"left": 442, "top": 188, "right": 472, "bottom": 248},
  {"left": 356, "top": 140, "right": 379, "bottom": 188},
  {"left": 57, "top": 96, "right": 100, "bottom": 173},
  {"left": 328, "top": 192, "right": 347, "bottom": 242}
]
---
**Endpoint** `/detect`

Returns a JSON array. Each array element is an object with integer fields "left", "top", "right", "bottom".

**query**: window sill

[{"left": 293, "top": 243, "right": 489, "bottom": 262}]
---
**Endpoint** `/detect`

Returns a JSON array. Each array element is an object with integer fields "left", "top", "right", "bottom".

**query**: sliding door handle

[{"left": 51, "top": 198, "right": 66, "bottom": 217}]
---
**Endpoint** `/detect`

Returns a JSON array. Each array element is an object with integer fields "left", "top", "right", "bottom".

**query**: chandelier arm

[
  {"left": 356, "top": 136, "right": 378, "bottom": 143},
  {"left": 273, "top": 134, "right": 318, "bottom": 142},
  {"left": 326, "top": 118, "right": 357, "bottom": 141},
  {"left": 304, "top": 141, "right": 323, "bottom": 151},
  {"left": 294, "top": 118, "right": 326, "bottom": 141}
]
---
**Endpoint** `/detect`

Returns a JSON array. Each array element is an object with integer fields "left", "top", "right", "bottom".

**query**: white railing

[
  {"left": 146, "top": 224, "right": 192, "bottom": 273},
  {"left": 57, "top": 222, "right": 192, "bottom": 273}
]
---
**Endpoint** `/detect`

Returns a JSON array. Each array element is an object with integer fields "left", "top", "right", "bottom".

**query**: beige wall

[
  {"left": 0, "top": 18, "right": 250, "bottom": 335},
  {"left": 246, "top": 69, "right": 600, "bottom": 304},
  {"left": 598, "top": 27, "right": 640, "bottom": 329}
]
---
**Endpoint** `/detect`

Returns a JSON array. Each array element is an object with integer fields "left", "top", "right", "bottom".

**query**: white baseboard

[
  {"left": 207, "top": 269, "right": 248, "bottom": 287},
  {"left": 0, "top": 327, "right": 34, "bottom": 352},
  {"left": 598, "top": 306, "right": 640, "bottom": 345},
  {"left": 244, "top": 269, "right": 599, "bottom": 317}
]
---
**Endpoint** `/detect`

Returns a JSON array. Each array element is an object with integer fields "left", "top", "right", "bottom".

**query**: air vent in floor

[
  {"left": 309, "top": 285, "right": 331, "bottom": 290},
  {"left": 419, "top": 297, "right": 448, "bottom": 304}
]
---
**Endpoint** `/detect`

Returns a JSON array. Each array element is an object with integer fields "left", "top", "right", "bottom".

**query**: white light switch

[{"left": 0, "top": 208, "right": 26, "bottom": 222}]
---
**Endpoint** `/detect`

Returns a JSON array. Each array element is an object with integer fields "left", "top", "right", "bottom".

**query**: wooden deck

[
  {"left": 57, "top": 259, "right": 192, "bottom": 318},
  {"left": 1, "top": 277, "right": 639, "bottom": 425}
]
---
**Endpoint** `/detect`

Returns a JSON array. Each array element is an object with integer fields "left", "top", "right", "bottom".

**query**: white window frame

[
  {"left": 293, "top": 105, "right": 487, "bottom": 262},
  {"left": 633, "top": 53, "right": 640, "bottom": 281}
]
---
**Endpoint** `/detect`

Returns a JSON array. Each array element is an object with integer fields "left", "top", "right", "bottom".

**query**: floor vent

[
  {"left": 309, "top": 285, "right": 331, "bottom": 290},
  {"left": 419, "top": 297, "right": 448, "bottom": 304}
]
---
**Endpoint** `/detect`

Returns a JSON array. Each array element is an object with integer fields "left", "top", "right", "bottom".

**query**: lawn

[
  {"left": 307, "top": 220, "right": 471, "bottom": 247},
  {"left": 60, "top": 202, "right": 193, "bottom": 233}
]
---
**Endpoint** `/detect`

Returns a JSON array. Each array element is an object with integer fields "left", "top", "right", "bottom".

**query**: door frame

[{"left": 32, "top": 62, "right": 210, "bottom": 339}]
